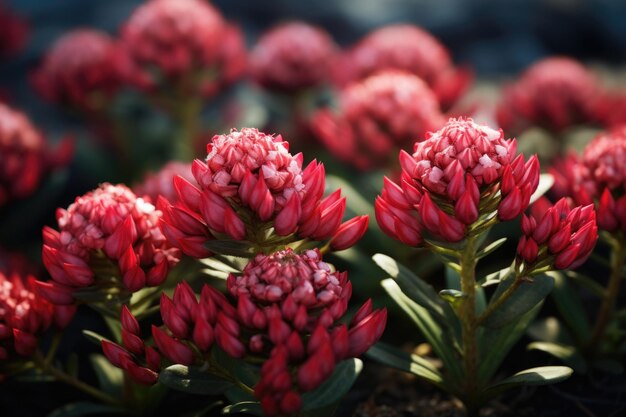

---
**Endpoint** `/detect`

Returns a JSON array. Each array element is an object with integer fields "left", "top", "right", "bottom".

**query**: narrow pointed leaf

[
  {"left": 482, "top": 366, "right": 572, "bottom": 399},
  {"left": 527, "top": 342, "right": 587, "bottom": 373},
  {"left": 159, "top": 365, "right": 233, "bottom": 395},
  {"left": 301, "top": 359, "right": 363, "bottom": 411},
  {"left": 476, "top": 238, "right": 507, "bottom": 260}
]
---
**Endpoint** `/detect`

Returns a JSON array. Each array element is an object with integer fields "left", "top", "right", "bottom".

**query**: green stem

[
  {"left": 587, "top": 236, "right": 626, "bottom": 352},
  {"left": 173, "top": 96, "right": 203, "bottom": 161},
  {"left": 459, "top": 235, "right": 480, "bottom": 417},
  {"left": 45, "top": 332, "right": 63, "bottom": 366},
  {"left": 476, "top": 275, "right": 524, "bottom": 326},
  {"left": 33, "top": 351, "right": 122, "bottom": 407}
]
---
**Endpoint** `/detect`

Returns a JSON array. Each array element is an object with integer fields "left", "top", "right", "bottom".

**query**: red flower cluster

[
  {"left": 230, "top": 249, "right": 386, "bottom": 415},
  {"left": 249, "top": 21, "right": 337, "bottom": 93},
  {"left": 497, "top": 57, "right": 603, "bottom": 134},
  {"left": 134, "top": 161, "right": 196, "bottom": 204},
  {"left": 333, "top": 25, "right": 472, "bottom": 110},
  {"left": 518, "top": 198, "right": 597, "bottom": 270},
  {"left": 1, "top": 272, "right": 75, "bottom": 361},
  {"left": 40, "top": 184, "right": 180, "bottom": 304},
  {"left": 0, "top": 3, "right": 28, "bottom": 60},
  {"left": 551, "top": 126, "right": 626, "bottom": 232},
  {"left": 312, "top": 71, "right": 445, "bottom": 170},
  {"left": 121, "top": 0, "right": 245, "bottom": 96},
  {"left": 31, "top": 30, "right": 126, "bottom": 110},
  {"left": 160, "top": 128, "right": 368, "bottom": 257},
  {"left": 376, "top": 118, "right": 539, "bottom": 245},
  {"left": 0, "top": 103, "right": 72, "bottom": 207}
]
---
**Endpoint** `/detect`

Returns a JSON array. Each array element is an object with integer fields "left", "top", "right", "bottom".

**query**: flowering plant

[{"left": 372, "top": 118, "right": 596, "bottom": 416}]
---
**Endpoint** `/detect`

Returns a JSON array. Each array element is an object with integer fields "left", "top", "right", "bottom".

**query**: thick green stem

[
  {"left": 459, "top": 236, "right": 479, "bottom": 417},
  {"left": 587, "top": 236, "right": 626, "bottom": 352},
  {"left": 33, "top": 351, "right": 122, "bottom": 407}
]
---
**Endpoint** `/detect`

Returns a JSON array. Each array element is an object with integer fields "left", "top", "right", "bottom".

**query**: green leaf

[
  {"left": 482, "top": 366, "right": 572, "bottom": 399},
  {"left": 527, "top": 342, "right": 588, "bottom": 373},
  {"left": 204, "top": 240, "right": 255, "bottom": 258},
  {"left": 381, "top": 279, "right": 463, "bottom": 381},
  {"left": 199, "top": 257, "right": 241, "bottom": 274},
  {"left": 550, "top": 271, "right": 592, "bottom": 343},
  {"left": 82, "top": 330, "right": 111, "bottom": 346},
  {"left": 159, "top": 365, "right": 233, "bottom": 395},
  {"left": 478, "top": 304, "right": 542, "bottom": 383},
  {"left": 47, "top": 402, "right": 127, "bottom": 417},
  {"left": 527, "top": 317, "right": 575, "bottom": 345},
  {"left": 222, "top": 402, "right": 264, "bottom": 416},
  {"left": 366, "top": 342, "right": 445, "bottom": 389},
  {"left": 476, "top": 238, "right": 507, "bottom": 260},
  {"left": 90, "top": 354, "right": 123, "bottom": 396},
  {"left": 373, "top": 254, "right": 450, "bottom": 319},
  {"left": 481, "top": 266, "right": 513, "bottom": 287},
  {"left": 301, "top": 358, "right": 363, "bottom": 412},
  {"left": 439, "top": 289, "right": 465, "bottom": 309},
  {"left": 482, "top": 274, "right": 554, "bottom": 328},
  {"left": 529, "top": 173, "right": 554, "bottom": 205}
]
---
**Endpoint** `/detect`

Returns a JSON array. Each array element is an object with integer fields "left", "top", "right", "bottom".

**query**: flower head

[
  {"left": 40, "top": 184, "right": 180, "bottom": 304},
  {"left": 31, "top": 30, "right": 125, "bottom": 110},
  {"left": 121, "top": 0, "right": 244, "bottom": 96},
  {"left": 250, "top": 21, "right": 337, "bottom": 93},
  {"left": 160, "top": 128, "right": 368, "bottom": 257},
  {"left": 312, "top": 71, "right": 445, "bottom": 170},
  {"left": 0, "top": 103, "right": 72, "bottom": 207},
  {"left": 376, "top": 118, "right": 539, "bottom": 245},
  {"left": 497, "top": 57, "right": 602, "bottom": 134},
  {"left": 518, "top": 198, "right": 597, "bottom": 270},
  {"left": 333, "top": 24, "right": 472, "bottom": 110},
  {"left": 0, "top": 4, "right": 28, "bottom": 60},
  {"left": 1, "top": 272, "right": 75, "bottom": 361}
]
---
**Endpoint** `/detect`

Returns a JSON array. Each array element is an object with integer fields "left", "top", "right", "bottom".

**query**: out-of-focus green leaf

[
  {"left": 550, "top": 271, "right": 591, "bottom": 343},
  {"left": 529, "top": 174, "right": 554, "bottom": 205},
  {"left": 527, "top": 342, "right": 587, "bottom": 373},
  {"left": 159, "top": 365, "right": 233, "bottom": 395},
  {"left": 301, "top": 359, "right": 362, "bottom": 412},
  {"left": 90, "top": 354, "right": 123, "bottom": 396},
  {"left": 482, "top": 366, "right": 572, "bottom": 399}
]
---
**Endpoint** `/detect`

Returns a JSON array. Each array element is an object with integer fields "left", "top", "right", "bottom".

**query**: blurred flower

[
  {"left": 518, "top": 198, "right": 597, "bottom": 270},
  {"left": 549, "top": 153, "right": 595, "bottom": 206},
  {"left": 134, "top": 161, "right": 196, "bottom": 204},
  {"left": 312, "top": 71, "right": 445, "bottom": 170},
  {"left": 0, "top": 103, "right": 72, "bottom": 207},
  {"left": 1, "top": 272, "right": 75, "bottom": 362},
  {"left": 249, "top": 21, "right": 337, "bottom": 93},
  {"left": 31, "top": 30, "right": 126, "bottom": 111},
  {"left": 376, "top": 118, "right": 539, "bottom": 245},
  {"left": 120, "top": 0, "right": 245, "bottom": 97},
  {"left": 496, "top": 57, "right": 602, "bottom": 135},
  {"left": 160, "top": 128, "right": 368, "bottom": 257},
  {"left": 333, "top": 24, "right": 472, "bottom": 111},
  {"left": 39, "top": 184, "right": 180, "bottom": 305},
  {"left": 0, "top": 3, "right": 28, "bottom": 60},
  {"left": 227, "top": 248, "right": 386, "bottom": 416}
]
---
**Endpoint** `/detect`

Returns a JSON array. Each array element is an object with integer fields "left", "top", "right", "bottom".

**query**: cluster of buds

[
  {"left": 517, "top": 198, "right": 597, "bottom": 271},
  {"left": 101, "top": 282, "right": 241, "bottom": 385},
  {"left": 249, "top": 21, "right": 337, "bottom": 93},
  {"left": 0, "top": 103, "right": 72, "bottom": 207},
  {"left": 376, "top": 118, "right": 539, "bottom": 245},
  {"left": 120, "top": 0, "right": 246, "bottom": 97},
  {"left": 134, "top": 161, "right": 196, "bottom": 205},
  {"left": 496, "top": 57, "right": 603, "bottom": 134},
  {"left": 39, "top": 184, "right": 180, "bottom": 305},
  {"left": 228, "top": 249, "right": 386, "bottom": 415},
  {"left": 312, "top": 71, "right": 445, "bottom": 170},
  {"left": 551, "top": 126, "right": 626, "bottom": 232},
  {"left": 1, "top": 272, "right": 75, "bottom": 362},
  {"left": 0, "top": 3, "right": 28, "bottom": 60},
  {"left": 160, "top": 128, "right": 369, "bottom": 258},
  {"left": 333, "top": 24, "right": 472, "bottom": 111},
  {"left": 31, "top": 30, "right": 126, "bottom": 111}
]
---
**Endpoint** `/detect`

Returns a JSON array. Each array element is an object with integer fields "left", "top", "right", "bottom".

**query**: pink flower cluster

[
  {"left": 497, "top": 57, "right": 603, "bottom": 134},
  {"left": 518, "top": 199, "right": 597, "bottom": 270},
  {"left": 40, "top": 184, "right": 180, "bottom": 304},
  {"left": 31, "top": 30, "right": 126, "bottom": 110},
  {"left": 334, "top": 24, "right": 472, "bottom": 111},
  {"left": 551, "top": 126, "right": 626, "bottom": 232},
  {"left": 249, "top": 21, "right": 337, "bottom": 93},
  {"left": 1, "top": 272, "right": 74, "bottom": 361},
  {"left": 121, "top": 0, "right": 246, "bottom": 96},
  {"left": 160, "top": 128, "right": 368, "bottom": 257},
  {"left": 376, "top": 118, "right": 539, "bottom": 245},
  {"left": 312, "top": 71, "right": 445, "bottom": 170},
  {"left": 0, "top": 103, "right": 72, "bottom": 207}
]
